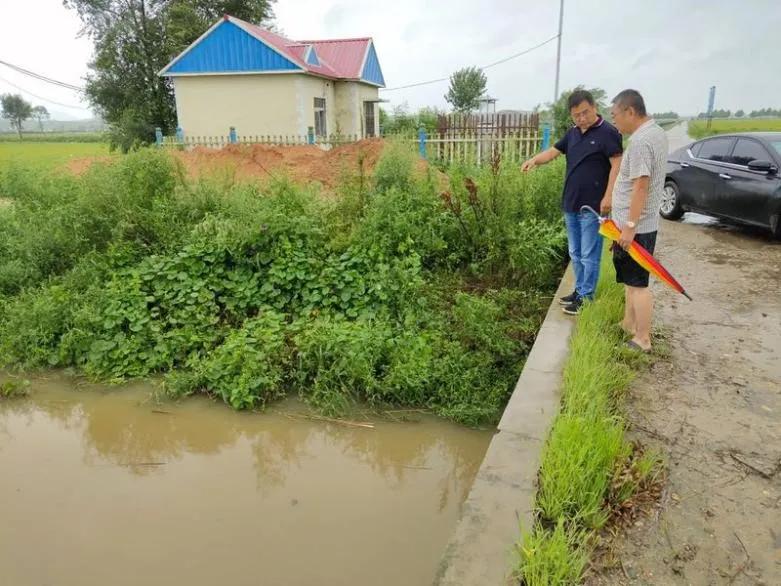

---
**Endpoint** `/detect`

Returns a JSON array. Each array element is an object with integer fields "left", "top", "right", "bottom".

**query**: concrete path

[{"left": 589, "top": 123, "right": 781, "bottom": 585}]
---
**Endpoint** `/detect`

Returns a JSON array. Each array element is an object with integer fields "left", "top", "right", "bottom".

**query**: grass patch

[
  {"left": 0, "top": 378, "right": 29, "bottom": 399},
  {"left": 688, "top": 117, "right": 781, "bottom": 139},
  {"left": 0, "top": 142, "right": 111, "bottom": 171},
  {"left": 513, "top": 253, "right": 663, "bottom": 584}
]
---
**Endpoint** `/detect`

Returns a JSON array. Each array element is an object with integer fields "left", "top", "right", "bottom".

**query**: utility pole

[{"left": 553, "top": 0, "right": 565, "bottom": 103}]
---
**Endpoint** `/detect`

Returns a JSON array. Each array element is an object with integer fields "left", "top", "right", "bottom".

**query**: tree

[
  {"left": 31, "top": 105, "right": 50, "bottom": 132},
  {"left": 64, "top": 0, "right": 275, "bottom": 151},
  {"left": 546, "top": 85, "right": 608, "bottom": 140},
  {"left": 735, "top": 109, "right": 745, "bottom": 118},
  {"left": 1, "top": 94, "right": 33, "bottom": 139},
  {"left": 444, "top": 67, "right": 487, "bottom": 113}
]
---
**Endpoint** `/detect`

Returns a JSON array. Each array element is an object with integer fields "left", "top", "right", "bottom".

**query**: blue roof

[
  {"left": 361, "top": 43, "right": 385, "bottom": 86},
  {"left": 165, "top": 20, "right": 302, "bottom": 75}
]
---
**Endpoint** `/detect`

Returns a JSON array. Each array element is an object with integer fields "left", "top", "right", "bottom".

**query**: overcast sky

[{"left": 1, "top": 0, "right": 779, "bottom": 120}]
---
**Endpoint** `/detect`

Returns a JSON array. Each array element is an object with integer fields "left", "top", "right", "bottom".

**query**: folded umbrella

[{"left": 581, "top": 205, "right": 692, "bottom": 300}]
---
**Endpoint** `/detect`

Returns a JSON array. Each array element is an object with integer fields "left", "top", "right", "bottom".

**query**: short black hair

[
  {"left": 568, "top": 89, "right": 595, "bottom": 110},
  {"left": 612, "top": 89, "right": 647, "bottom": 117}
]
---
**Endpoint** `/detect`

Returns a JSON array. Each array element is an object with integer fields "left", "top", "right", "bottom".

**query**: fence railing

[
  {"left": 159, "top": 131, "right": 365, "bottom": 150},
  {"left": 418, "top": 128, "right": 542, "bottom": 166},
  {"left": 156, "top": 123, "right": 549, "bottom": 167}
]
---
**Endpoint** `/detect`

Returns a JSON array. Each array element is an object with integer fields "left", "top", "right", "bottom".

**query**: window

[
  {"left": 314, "top": 97, "right": 327, "bottom": 137},
  {"left": 364, "top": 102, "right": 375, "bottom": 138},
  {"left": 771, "top": 141, "right": 781, "bottom": 157},
  {"left": 690, "top": 142, "right": 703, "bottom": 157},
  {"left": 730, "top": 138, "right": 771, "bottom": 166},
  {"left": 697, "top": 137, "right": 735, "bottom": 163}
]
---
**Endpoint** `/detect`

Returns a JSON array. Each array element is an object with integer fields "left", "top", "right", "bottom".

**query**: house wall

[
  {"left": 173, "top": 73, "right": 337, "bottom": 138},
  {"left": 333, "top": 82, "right": 380, "bottom": 137}
]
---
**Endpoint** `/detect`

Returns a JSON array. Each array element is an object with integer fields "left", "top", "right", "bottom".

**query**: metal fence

[{"left": 157, "top": 116, "right": 548, "bottom": 167}]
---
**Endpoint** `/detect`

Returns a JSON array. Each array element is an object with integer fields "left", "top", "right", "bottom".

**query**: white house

[{"left": 159, "top": 15, "right": 386, "bottom": 139}]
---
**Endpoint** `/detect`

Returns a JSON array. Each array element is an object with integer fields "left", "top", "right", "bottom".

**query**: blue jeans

[{"left": 564, "top": 211, "right": 603, "bottom": 300}]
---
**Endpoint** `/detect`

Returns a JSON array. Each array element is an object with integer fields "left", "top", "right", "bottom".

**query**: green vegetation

[
  {"left": 514, "top": 254, "right": 663, "bottom": 584},
  {"left": 0, "top": 378, "right": 29, "bottom": 399},
  {"left": 0, "top": 132, "right": 107, "bottom": 143},
  {"left": 688, "top": 117, "right": 781, "bottom": 139},
  {"left": 0, "top": 142, "right": 111, "bottom": 171},
  {"left": 0, "top": 142, "right": 566, "bottom": 425}
]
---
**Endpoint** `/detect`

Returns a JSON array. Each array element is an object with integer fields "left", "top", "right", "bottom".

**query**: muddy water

[{"left": 0, "top": 374, "right": 492, "bottom": 586}]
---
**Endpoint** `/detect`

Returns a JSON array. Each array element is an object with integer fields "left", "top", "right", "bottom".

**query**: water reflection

[{"left": 0, "top": 373, "right": 491, "bottom": 586}]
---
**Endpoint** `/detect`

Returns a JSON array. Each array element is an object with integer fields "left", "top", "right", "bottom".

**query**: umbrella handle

[{"left": 579, "top": 205, "right": 603, "bottom": 221}]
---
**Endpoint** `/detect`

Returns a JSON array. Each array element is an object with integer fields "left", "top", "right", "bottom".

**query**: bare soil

[
  {"left": 588, "top": 217, "right": 781, "bottom": 585},
  {"left": 64, "top": 139, "right": 441, "bottom": 195}
]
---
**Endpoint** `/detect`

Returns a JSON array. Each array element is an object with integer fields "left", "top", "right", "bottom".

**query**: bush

[{"left": 0, "top": 143, "right": 566, "bottom": 425}]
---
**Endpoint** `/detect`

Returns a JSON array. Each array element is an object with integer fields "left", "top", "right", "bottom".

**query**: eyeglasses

[{"left": 571, "top": 110, "right": 592, "bottom": 120}]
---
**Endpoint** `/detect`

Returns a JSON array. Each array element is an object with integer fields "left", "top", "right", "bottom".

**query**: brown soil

[
  {"left": 588, "top": 217, "right": 781, "bottom": 586},
  {"left": 65, "top": 139, "right": 439, "bottom": 195}
]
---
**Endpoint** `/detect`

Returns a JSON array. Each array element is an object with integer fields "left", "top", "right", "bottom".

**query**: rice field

[
  {"left": 688, "top": 118, "right": 781, "bottom": 139},
  {"left": 0, "top": 142, "right": 111, "bottom": 171}
]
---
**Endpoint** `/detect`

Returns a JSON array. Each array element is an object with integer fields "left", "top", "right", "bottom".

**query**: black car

[{"left": 663, "top": 132, "right": 781, "bottom": 237}]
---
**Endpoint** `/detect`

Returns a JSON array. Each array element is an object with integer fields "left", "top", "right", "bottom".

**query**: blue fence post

[
  {"left": 542, "top": 122, "right": 551, "bottom": 150},
  {"left": 175, "top": 126, "right": 183, "bottom": 143},
  {"left": 229, "top": 126, "right": 237, "bottom": 144},
  {"left": 307, "top": 126, "right": 315, "bottom": 144},
  {"left": 155, "top": 127, "right": 163, "bottom": 147},
  {"left": 418, "top": 127, "right": 427, "bottom": 159}
]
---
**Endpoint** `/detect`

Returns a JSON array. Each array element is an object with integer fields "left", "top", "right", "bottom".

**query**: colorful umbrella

[{"left": 581, "top": 206, "right": 692, "bottom": 300}]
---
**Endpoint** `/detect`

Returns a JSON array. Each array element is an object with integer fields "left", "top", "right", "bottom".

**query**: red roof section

[{"left": 230, "top": 16, "right": 372, "bottom": 82}]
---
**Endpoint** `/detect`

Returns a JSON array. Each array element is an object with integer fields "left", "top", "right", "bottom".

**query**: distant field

[
  {"left": 0, "top": 142, "right": 111, "bottom": 171},
  {"left": 688, "top": 118, "right": 781, "bottom": 139},
  {"left": 0, "top": 132, "right": 107, "bottom": 143}
]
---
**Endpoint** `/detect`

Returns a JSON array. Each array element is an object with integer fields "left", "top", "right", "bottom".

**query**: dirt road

[{"left": 590, "top": 124, "right": 781, "bottom": 585}]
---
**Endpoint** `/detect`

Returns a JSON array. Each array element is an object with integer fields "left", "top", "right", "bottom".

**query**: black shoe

[
  {"left": 562, "top": 296, "right": 584, "bottom": 315},
  {"left": 559, "top": 290, "right": 578, "bottom": 305}
]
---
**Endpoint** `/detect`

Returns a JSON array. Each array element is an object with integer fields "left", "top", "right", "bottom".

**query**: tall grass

[{"left": 514, "top": 253, "right": 661, "bottom": 584}]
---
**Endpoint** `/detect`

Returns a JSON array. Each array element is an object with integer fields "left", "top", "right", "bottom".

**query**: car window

[
  {"left": 770, "top": 141, "right": 781, "bottom": 158},
  {"left": 697, "top": 137, "right": 735, "bottom": 162},
  {"left": 690, "top": 142, "right": 703, "bottom": 157},
  {"left": 730, "top": 139, "right": 771, "bottom": 166}
]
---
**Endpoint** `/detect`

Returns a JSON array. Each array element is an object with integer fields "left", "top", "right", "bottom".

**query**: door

[
  {"left": 715, "top": 138, "right": 781, "bottom": 226},
  {"left": 364, "top": 102, "right": 376, "bottom": 138},
  {"left": 690, "top": 137, "right": 736, "bottom": 215}
]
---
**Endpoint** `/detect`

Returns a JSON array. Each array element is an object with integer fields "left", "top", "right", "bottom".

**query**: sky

[{"left": 1, "top": 0, "right": 779, "bottom": 120}]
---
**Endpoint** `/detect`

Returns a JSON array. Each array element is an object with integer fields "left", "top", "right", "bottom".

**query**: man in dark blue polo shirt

[{"left": 522, "top": 89, "right": 623, "bottom": 314}]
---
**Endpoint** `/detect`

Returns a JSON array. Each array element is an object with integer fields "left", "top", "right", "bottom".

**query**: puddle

[{"left": 0, "top": 374, "right": 492, "bottom": 586}]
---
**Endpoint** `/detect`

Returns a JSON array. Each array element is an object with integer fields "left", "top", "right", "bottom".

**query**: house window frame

[{"left": 314, "top": 97, "right": 327, "bottom": 137}]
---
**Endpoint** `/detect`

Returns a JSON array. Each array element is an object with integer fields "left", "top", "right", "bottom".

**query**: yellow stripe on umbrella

[{"left": 581, "top": 206, "right": 692, "bottom": 300}]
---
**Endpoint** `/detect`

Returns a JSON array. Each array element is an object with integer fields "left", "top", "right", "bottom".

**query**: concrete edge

[{"left": 433, "top": 266, "right": 575, "bottom": 585}]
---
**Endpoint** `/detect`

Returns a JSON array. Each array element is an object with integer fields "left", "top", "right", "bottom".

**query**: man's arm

[
  {"left": 600, "top": 154, "right": 622, "bottom": 214},
  {"left": 618, "top": 175, "right": 649, "bottom": 249},
  {"left": 521, "top": 147, "right": 561, "bottom": 172}
]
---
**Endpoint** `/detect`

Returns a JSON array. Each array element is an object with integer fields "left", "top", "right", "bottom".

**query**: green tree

[
  {"left": 444, "top": 67, "right": 487, "bottom": 113},
  {"left": 1, "top": 94, "right": 33, "bottom": 139},
  {"left": 546, "top": 85, "right": 608, "bottom": 140},
  {"left": 31, "top": 105, "right": 50, "bottom": 132},
  {"left": 651, "top": 111, "right": 679, "bottom": 120},
  {"left": 64, "top": 0, "right": 275, "bottom": 151},
  {"left": 735, "top": 109, "right": 745, "bottom": 118}
]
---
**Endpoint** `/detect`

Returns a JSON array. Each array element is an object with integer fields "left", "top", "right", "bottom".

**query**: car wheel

[{"left": 660, "top": 180, "right": 684, "bottom": 220}]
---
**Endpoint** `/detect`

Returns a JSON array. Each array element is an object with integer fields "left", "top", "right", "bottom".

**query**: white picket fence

[{"left": 420, "top": 131, "right": 542, "bottom": 166}]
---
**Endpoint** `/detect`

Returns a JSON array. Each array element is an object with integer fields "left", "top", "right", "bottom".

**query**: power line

[
  {"left": 0, "top": 74, "right": 90, "bottom": 110},
  {"left": 0, "top": 59, "right": 85, "bottom": 92},
  {"left": 380, "top": 33, "right": 559, "bottom": 92}
]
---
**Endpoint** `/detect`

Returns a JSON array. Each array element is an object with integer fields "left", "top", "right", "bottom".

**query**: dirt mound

[{"left": 173, "top": 139, "right": 387, "bottom": 190}]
